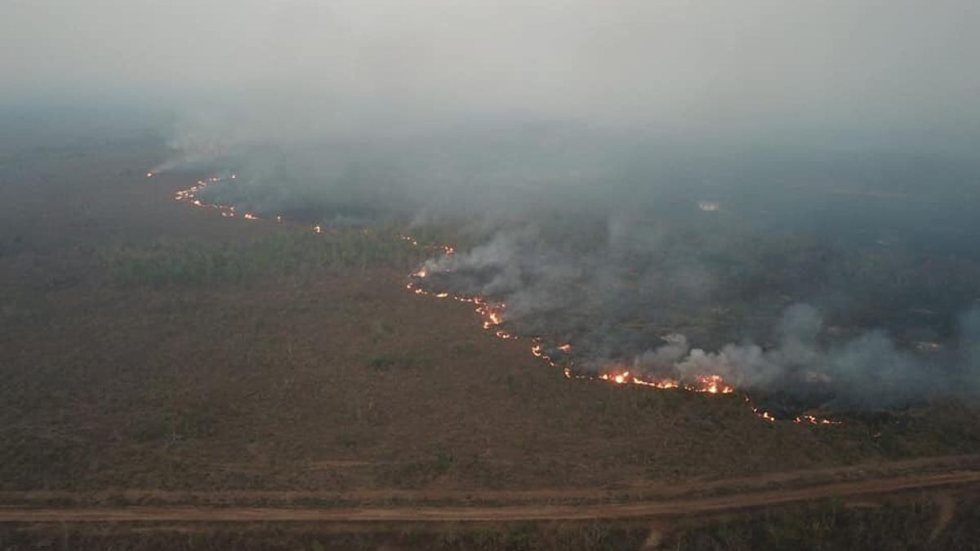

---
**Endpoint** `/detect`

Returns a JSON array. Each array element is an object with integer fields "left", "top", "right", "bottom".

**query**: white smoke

[
  {"left": 629, "top": 304, "right": 957, "bottom": 408},
  {"left": 424, "top": 230, "right": 980, "bottom": 410}
]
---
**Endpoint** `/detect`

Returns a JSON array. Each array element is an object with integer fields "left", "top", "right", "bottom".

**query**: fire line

[{"left": 165, "top": 171, "right": 839, "bottom": 426}]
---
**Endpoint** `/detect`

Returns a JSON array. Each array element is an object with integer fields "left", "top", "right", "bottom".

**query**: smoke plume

[{"left": 9, "top": 1, "right": 980, "bottom": 412}]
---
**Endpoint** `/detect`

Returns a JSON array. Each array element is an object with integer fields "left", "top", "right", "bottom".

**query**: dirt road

[{"left": 2, "top": 469, "right": 978, "bottom": 524}]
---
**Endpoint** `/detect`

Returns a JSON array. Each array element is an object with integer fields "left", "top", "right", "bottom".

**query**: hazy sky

[{"left": 4, "top": 0, "right": 980, "bottom": 146}]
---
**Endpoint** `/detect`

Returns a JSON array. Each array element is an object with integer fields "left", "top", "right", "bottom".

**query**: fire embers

[
  {"left": 164, "top": 179, "right": 848, "bottom": 431},
  {"left": 406, "top": 268, "right": 517, "bottom": 341},
  {"left": 598, "top": 370, "right": 735, "bottom": 394},
  {"left": 402, "top": 237, "right": 841, "bottom": 426},
  {"left": 172, "top": 174, "right": 261, "bottom": 221},
  {"left": 794, "top": 414, "right": 843, "bottom": 425},
  {"left": 531, "top": 340, "right": 574, "bottom": 371},
  {"left": 405, "top": 246, "right": 739, "bottom": 394}
]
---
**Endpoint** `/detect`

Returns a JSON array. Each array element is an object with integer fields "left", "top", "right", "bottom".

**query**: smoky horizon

[{"left": 4, "top": 1, "right": 980, "bottom": 414}]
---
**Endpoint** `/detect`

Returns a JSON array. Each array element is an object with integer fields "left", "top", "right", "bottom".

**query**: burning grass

[
  {"left": 4, "top": 145, "right": 980, "bottom": 498},
  {"left": 143, "top": 169, "right": 967, "bottom": 431}
]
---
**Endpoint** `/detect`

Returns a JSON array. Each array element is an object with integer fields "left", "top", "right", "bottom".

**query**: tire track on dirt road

[{"left": 2, "top": 470, "right": 978, "bottom": 523}]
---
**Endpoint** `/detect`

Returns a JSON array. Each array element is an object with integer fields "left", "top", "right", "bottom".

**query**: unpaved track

[
  {"left": 2, "top": 470, "right": 979, "bottom": 523},
  {"left": 4, "top": 454, "right": 978, "bottom": 508}
]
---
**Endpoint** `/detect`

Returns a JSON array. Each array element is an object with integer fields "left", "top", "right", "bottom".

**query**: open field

[{"left": 3, "top": 135, "right": 980, "bottom": 548}]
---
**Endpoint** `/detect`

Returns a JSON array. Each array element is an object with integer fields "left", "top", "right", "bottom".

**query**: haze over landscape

[{"left": 3, "top": 1, "right": 980, "bottom": 549}]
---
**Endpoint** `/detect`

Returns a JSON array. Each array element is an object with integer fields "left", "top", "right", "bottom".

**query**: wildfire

[
  {"left": 164, "top": 169, "right": 843, "bottom": 428},
  {"left": 597, "top": 369, "right": 733, "bottom": 393},
  {"left": 399, "top": 243, "right": 845, "bottom": 425},
  {"left": 794, "top": 414, "right": 842, "bottom": 426},
  {"left": 172, "top": 175, "right": 247, "bottom": 220},
  {"left": 695, "top": 374, "right": 735, "bottom": 394},
  {"left": 603, "top": 371, "right": 631, "bottom": 385},
  {"left": 398, "top": 242, "right": 797, "bottom": 423},
  {"left": 482, "top": 308, "right": 503, "bottom": 328}
]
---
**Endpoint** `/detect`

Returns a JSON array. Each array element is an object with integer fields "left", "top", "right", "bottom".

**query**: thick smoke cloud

[
  {"left": 634, "top": 304, "right": 938, "bottom": 410},
  {"left": 419, "top": 221, "right": 980, "bottom": 411},
  {"left": 5, "top": 1, "right": 980, "bottom": 411}
]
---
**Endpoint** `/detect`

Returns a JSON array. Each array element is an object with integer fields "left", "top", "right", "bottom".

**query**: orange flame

[
  {"left": 794, "top": 414, "right": 842, "bottom": 425},
  {"left": 167, "top": 177, "right": 843, "bottom": 429}
]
